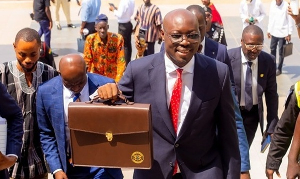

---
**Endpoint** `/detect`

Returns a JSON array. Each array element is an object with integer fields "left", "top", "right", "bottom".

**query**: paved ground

[{"left": 0, "top": 0, "right": 299, "bottom": 178}]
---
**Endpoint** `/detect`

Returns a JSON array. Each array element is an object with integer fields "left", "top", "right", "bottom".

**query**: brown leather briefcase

[
  {"left": 283, "top": 42, "right": 293, "bottom": 57},
  {"left": 68, "top": 100, "right": 152, "bottom": 169}
]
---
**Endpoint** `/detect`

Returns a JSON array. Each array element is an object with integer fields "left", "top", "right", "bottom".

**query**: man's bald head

[
  {"left": 242, "top": 25, "right": 264, "bottom": 40},
  {"left": 162, "top": 9, "right": 201, "bottom": 67},
  {"left": 59, "top": 54, "right": 87, "bottom": 93},
  {"left": 163, "top": 9, "right": 199, "bottom": 32},
  {"left": 186, "top": 5, "right": 206, "bottom": 18}
]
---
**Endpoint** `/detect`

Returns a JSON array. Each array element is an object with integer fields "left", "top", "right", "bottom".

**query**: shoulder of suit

[
  {"left": 39, "top": 75, "right": 60, "bottom": 89},
  {"left": 89, "top": 72, "right": 115, "bottom": 83},
  {"left": 130, "top": 52, "right": 163, "bottom": 68},
  {"left": 214, "top": 23, "right": 224, "bottom": 29},
  {"left": 259, "top": 51, "right": 275, "bottom": 62},
  {"left": 227, "top": 47, "right": 240, "bottom": 55},
  {"left": 205, "top": 37, "right": 218, "bottom": 47},
  {"left": 197, "top": 53, "right": 225, "bottom": 67}
]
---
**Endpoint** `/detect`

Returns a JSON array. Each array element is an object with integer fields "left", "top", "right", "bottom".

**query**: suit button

[
  {"left": 169, "top": 162, "right": 173, "bottom": 166},
  {"left": 175, "top": 143, "right": 179, "bottom": 148}
]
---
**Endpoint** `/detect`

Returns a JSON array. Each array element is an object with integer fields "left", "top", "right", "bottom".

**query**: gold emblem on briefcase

[
  {"left": 105, "top": 132, "right": 113, "bottom": 141},
  {"left": 131, "top": 151, "right": 144, "bottom": 164}
]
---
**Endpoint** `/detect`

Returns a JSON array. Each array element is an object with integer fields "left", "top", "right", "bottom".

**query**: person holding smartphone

[
  {"left": 288, "top": 6, "right": 300, "bottom": 38},
  {"left": 109, "top": 0, "right": 135, "bottom": 66},
  {"left": 134, "top": 0, "right": 162, "bottom": 56}
]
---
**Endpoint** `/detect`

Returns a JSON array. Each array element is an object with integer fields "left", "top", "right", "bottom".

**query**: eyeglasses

[
  {"left": 205, "top": 13, "right": 212, "bottom": 18},
  {"left": 165, "top": 32, "right": 200, "bottom": 44},
  {"left": 244, "top": 44, "right": 264, "bottom": 50}
]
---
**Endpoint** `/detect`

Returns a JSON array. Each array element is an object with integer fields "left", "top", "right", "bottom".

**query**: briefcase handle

[{"left": 87, "top": 93, "right": 134, "bottom": 105}]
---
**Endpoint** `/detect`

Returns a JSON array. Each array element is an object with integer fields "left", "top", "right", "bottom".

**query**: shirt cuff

[
  {"left": 53, "top": 169, "right": 63, "bottom": 174},
  {"left": 6, "top": 154, "right": 18, "bottom": 159}
]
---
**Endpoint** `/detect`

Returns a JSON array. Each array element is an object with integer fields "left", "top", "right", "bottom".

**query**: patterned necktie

[
  {"left": 68, "top": 92, "right": 81, "bottom": 164},
  {"left": 169, "top": 69, "right": 183, "bottom": 133},
  {"left": 73, "top": 93, "right": 81, "bottom": 102},
  {"left": 169, "top": 69, "right": 183, "bottom": 175},
  {"left": 245, "top": 61, "right": 253, "bottom": 111}
]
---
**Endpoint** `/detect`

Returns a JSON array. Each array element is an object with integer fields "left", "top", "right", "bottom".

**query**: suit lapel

[
  {"left": 52, "top": 78, "right": 66, "bottom": 140},
  {"left": 149, "top": 52, "right": 176, "bottom": 138},
  {"left": 204, "top": 37, "right": 217, "bottom": 59},
  {"left": 87, "top": 74, "right": 98, "bottom": 96},
  {"left": 231, "top": 48, "right": 242, "bottom": 102},
  {"left": 178, "top": 54, "right": 207, "bottom": 138},
  {"left": 257, "top": 54, "right": 264, "bottom": 95}
]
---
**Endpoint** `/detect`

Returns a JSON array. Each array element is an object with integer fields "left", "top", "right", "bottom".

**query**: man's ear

[
  {"left": 107, "top": 25, "right": 109, "bottom": 30},
  {"left": 198, "top": 44, "right": 203, "bottom": 53},
  {"left": 161, "top": 29, "right": 165, "bottom": 41},
  {"left": 13, "top": 42, "right": 16, "bottom": 49}
]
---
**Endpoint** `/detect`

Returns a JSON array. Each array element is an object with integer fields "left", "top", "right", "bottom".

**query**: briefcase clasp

[{"left": 106, "top": 132, "right": 113, "bottom": 141}]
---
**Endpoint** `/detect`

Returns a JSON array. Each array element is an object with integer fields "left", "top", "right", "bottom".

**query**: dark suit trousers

[
  {"left": 84, "top": 22, "right": 96, "bottom": 39},
  {"left": 0, "top": 169, "right": 9, "bottom": 179},
  {"left": 64, "top": 160, "right": 123, "bottom": 179},
  {"left": 240, "top": 105, "right": 259, "bottom": 146},
  {"left": 144, "top": 42, "right": 155, "bottom": 56},
  {"left": 38, "top": 20, "right": 51, "bottom": 48},
  {"left": 118, "top": 22, "right": 133, "bottom": 65},
  {"left": 270, "top": 35, "right": 286, "bottom": 71}
]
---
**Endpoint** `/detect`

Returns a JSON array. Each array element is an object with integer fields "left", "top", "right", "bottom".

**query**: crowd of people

[{"left": 2, "top": 0, "right": 300, "bottom": 179}]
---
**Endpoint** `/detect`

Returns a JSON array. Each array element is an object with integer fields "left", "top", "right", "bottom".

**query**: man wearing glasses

[
  {"left": 228, "top": 25, "right": 278, "bottom": 152},
  {"left": 97, "top": 8, "right": 240, "bottom": 179}
]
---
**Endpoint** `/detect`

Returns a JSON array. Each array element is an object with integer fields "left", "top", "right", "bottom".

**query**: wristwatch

[{"left": 296, "top": 23, "right": 300, "bottom": 28}]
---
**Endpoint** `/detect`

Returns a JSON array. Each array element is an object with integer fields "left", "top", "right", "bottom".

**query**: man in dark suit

[
  {"left": 0, "top": 82, "right": 23, "bottom": 179},
  {"left": 186, "top": 5, "right": 233, "bottom": 82},
  {"left": 228, "top": 25, "right": 278, "bottom": 147},
  {"left": 36, "top": 54, "right": 123, "bottom": 179},
  {"left": 186, "top": 5, "right": 250, "bottom": 178},
  {"left": 160, "top": 6, "right": 233, "bottom": 81},
  {"left": 98, "top": 9, "right": 240, "bottom": 179}
]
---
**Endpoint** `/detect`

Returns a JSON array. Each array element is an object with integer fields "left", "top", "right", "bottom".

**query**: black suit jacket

[
  {"left": 204, "top": 37, "right": 235, "bottom": 87},
  {"left": 228, "top": 47, "right": 279, "bottom": 134},
  {"left": 119, "top": 52, "right": 240, "bottom": 179}
]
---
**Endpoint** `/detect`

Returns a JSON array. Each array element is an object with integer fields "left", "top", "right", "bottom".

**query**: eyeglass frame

[
  {"left": 242, "top": 39, "right": 264, "bottom": 50},
  {"left": 163, "top": 31, "right": 201, "bottom": 44},
  {"left": 205, "top": 12, "right": 212, "bottom": 18}
]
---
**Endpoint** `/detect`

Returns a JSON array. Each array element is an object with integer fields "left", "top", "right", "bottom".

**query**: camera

[
  {"left": 138, "top": 28, "right": 147, "bottom": 47},
  {"left": 249, "top": 17, "right": 254, "bottom": 25}
]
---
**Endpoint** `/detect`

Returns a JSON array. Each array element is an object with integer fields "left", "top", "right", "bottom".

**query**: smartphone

[
  {"left": 260, "top": 135, "right": 271, "bottom": 153},
  {"left": 138, "top": 28, "right": 147, "bottom": 46},
  {"left": 108, "top": 3, "right": 114, "bottom": 6},
  {"left": 290, "top": 0, "right": 299, "bottom": 15}
]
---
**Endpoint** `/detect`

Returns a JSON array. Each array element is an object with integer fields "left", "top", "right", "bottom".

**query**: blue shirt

[{"left": 80, "top": 0, "right": 101, "bottom": 22}]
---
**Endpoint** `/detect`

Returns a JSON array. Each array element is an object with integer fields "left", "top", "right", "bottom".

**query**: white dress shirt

[
  {"left": 165, "top": 54, "right": 194, "bottom": 135},
  {"left": 200, "top": 37, "right": 206, "bottom": 54},
  {"left": 113, "top": 0, "right": 135, "bottom": 23},
  {"left": 53, "top": 76, "right": 89, "bottom": 174},
  {"left": 63, "top": 76, "right": 89, "bottom": 146},
  {"left": 165, "top": 53, "right": 194, "bottom": 174},
  {"left": 240, "top": 49, "right": 258, "bottom": 106},
  {"left": 240, "top": 0, "right": 266, "bottom": 29},
  {"left": 267, "top": 0, "right": 293, "bottom": 38}
]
